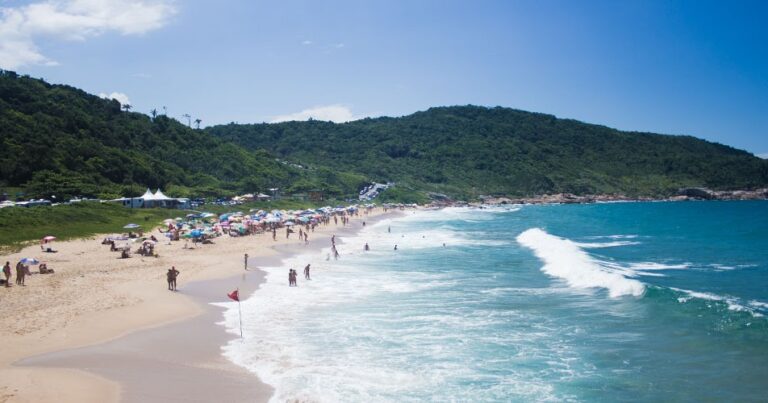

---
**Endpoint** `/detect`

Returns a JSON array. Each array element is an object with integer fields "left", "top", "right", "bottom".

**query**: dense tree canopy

[
  {"left": 0, "top": 71, "right": 365, "bottom": 200},
  {"left": 2, "top": 70, "right": 766, "bottom": 201},
  {"left": 208, "top": 106, "right": 768, "bottom": 197}
]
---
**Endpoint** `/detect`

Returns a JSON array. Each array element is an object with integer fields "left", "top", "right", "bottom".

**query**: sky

[{"left": 1, "top": 0, "right": 767, "bottom": 156}]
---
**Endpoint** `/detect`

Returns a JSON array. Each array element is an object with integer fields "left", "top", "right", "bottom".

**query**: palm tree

[
  {"left": 182, "top": 114, "right": 191, "bottom": 127},
  {"left": 122, "top": 104, "right": 132, "bottom": 112},
  {"left": 195, "top": 118, "right": 202, "bottom": 129},
  {"left": 150, "top": 108, "right": 157, "bottom": 119}
]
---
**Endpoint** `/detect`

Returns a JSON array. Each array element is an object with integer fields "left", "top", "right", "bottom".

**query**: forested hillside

[
  {"left": 0, "top": 71, "right": 366, "bottom": 199},
  {"left": 209, "top": 106, "right": 768, "bottom": 197},
  {"left": 2, "top": 70, "right": 766, "bottom": 202}
]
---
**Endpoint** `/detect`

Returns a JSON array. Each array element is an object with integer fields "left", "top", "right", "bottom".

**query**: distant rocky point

[{"left": 461, "top": 188, "right": 768, "bottom": 206}]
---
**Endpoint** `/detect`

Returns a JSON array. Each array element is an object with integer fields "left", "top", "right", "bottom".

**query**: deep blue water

[{"left": 222, "top": 201, "right": 768, "bottom": 402}]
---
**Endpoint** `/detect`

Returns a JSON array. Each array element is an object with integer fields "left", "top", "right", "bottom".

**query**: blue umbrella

[
  {"left": 124, "top": 223, "right": 141, "bottom": 229},
  {"left": 190, "top": 229, "right": 204, "bottom": 238},
  {"left": 20, "top": 257, "right": 40, "bottom": 265}
]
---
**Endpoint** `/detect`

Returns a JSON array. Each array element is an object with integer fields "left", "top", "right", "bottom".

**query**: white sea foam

[
  {"left": 516, "top": 228, "right": 645, "bottom": 298},
  {"left": 670, "top": 287, "right": 764, "bottom": 317},
  {"left": 574, "top": 240, "right": 642, "bottom": 248}
]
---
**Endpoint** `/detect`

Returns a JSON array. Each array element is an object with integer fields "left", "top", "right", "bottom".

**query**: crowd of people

[{"left": 1, "top": 259, "right": 55, "bottom": 288}]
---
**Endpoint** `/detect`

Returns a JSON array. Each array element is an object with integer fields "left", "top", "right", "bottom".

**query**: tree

[
  {"left": 182, "top": 114, "right": 191, "bottom": 127},
  {"left": 122, "top": 104, "right": 132, "bottom": 112},
  {"left": 195, "top": 118, "right": 202, "bottom": 129},
  {"left": 150, "top": 108, "right": 157, "bottom": 119}
]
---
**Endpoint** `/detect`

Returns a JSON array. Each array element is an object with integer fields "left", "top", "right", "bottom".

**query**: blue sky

[{"left": 2, "top": 0, "right": 767, "bottom": 156}]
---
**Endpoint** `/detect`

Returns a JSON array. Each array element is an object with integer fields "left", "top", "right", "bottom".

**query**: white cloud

[
  {"left": 334, "top": 42, "right": 345, "bottom": 48},
  {"left": 270, "top": 105, "right": 362, "bottom": 123},
  {"left": 757, "top": 153, "right": 768, "bottom": 159},
  {"left": 301, "top": 40, "right": 312, "bottom": 45},
  {"left": 0, "top": 0, "right": 177, "bottom": 70},
  {"left": 98, "top": 91, "right": 130, "bottom": 106}
]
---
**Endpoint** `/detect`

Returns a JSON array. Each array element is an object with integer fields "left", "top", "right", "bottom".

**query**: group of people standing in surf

[{"left": 288, "top": 264, "right": 311, "bottom": 287}]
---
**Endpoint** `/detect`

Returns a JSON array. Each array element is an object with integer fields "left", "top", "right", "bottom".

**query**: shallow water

[{"left": 220, "top": 201, "right": 768, "bottom": 402}]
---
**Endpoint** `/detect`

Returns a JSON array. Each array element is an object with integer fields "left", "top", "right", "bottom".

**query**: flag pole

[{"left": 237, "top": 288, "right": 243, "bottom": 338}]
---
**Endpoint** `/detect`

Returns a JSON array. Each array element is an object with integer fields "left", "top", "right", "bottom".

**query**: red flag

[{"left": 228, "top": 289, "right": 239, "bottom": 302}]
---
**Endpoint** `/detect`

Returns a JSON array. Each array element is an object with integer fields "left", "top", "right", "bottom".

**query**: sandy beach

[{"left": 0, "top": 207, "right": 396, "bottom": 402}]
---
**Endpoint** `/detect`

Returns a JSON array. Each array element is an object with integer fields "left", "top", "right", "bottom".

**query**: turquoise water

[{"left": 221, "top": 201, "right": 768, "bottom": 402}]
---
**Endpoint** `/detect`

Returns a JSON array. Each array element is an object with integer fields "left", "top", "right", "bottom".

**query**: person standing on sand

[
  {"left": 304, "top": 264, "right": 311, "bottom": 280},
  {"left": 272, "top": 227, "right": 277, "bottom": 241},
  {"left": 167, "top": 266, "right": 180, "bottom": 291},
  {"left": 15, "top": 261, "right": 25, "bottom": 285},
  {"left": 3, "top": 261, "right": 11, "bottom": 287},
  {"left": 244, "top": 253, "right": 249, "bottom": 270}
]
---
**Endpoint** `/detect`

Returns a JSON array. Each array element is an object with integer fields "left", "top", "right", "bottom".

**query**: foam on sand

[{"left": 516, "top": 228, "right": 645, "bottom": 298}]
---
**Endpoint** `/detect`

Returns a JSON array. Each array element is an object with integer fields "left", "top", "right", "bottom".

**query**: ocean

[{"left": 219, "top": 201, "right": 768, "bottom": 402}]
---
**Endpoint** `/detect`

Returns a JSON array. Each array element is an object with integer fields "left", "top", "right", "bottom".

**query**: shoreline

[{"left": 1, "top": 207, "right": 401, "bottom": 402}]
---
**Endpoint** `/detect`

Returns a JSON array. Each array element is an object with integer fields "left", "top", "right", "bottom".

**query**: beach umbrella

[
  {"left": 284, "top": 221, "right": 295, "bottom": 226},
  {"left": 190, "top": 229, "right": 204, "bottom": 238},
  {"left": 20, "top": 257, "right": 39, "bottom": 265},
  {"left": 42, "top": 235, "right": 56, "bottom": 242},
  {"left": 123, "top": 223, "right": 141, "bottom": 229},
  {"left": 142, "top": 240, "right": 157, "bottom": 245}
]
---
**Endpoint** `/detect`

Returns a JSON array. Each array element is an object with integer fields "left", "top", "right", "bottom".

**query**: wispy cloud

[
  {"left": 334, "top": 42, "right": 345, "bottom": 48},
  {"left": 270, "top": 105, "right": 362, "bottom": 123},
  {"left": 0, "top": 0, "right": 177, "bottom": 70},
  {"left": 757, "top": 153, "right": 768, "bottom": 159},
  {"left": 301, "top": 40, "right": 312, "bottom": 45},
  {"left": 98, "top": 91, "right": 130, "bottom": 106}
]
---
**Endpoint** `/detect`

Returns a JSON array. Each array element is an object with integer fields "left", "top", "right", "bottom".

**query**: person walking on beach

[
  {"left": 3, "top": 261, "right": 11, "bottom": 287},
  {"left": 394, "top": 244, "right": 398, "bottom": 251},
  {"left": 272, "top": 227, "right": 277, "bottom": 241},
  {"left": 304, "top": 264, "right": 311, "bottom": 280},
  {"left": 364, "top": 243, "right": 370, "bottom": 251},
  {"left": 15, "top": 261, "right": 25, "bottom": 286},
  {"left": 167, "top": 266, "right": 180, "bottom": 291},
  {"left": 244, "top": 253, "right": 249, "bottom": 270}
]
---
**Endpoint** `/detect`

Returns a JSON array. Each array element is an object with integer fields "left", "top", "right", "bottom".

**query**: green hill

[
  {"left": 2, "top": 70, "right": 766, "bottom": 202},
  {"left": 208, "top": 106, "right": 768, "bottom": 198},
  {"left": 0, "top": 71, "right": 365, "bottom": 200}
]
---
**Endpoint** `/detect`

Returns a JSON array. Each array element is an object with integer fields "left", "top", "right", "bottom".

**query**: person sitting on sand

[
  {"left": 121, "top": 249, "right": 130, "bottom": 259},
  {"left": 364, "top": 243, "right": 370, "bottom": 251},
  {"left": 39, "top": 263, "right": 54, "bottom": 274},
  {"left": 167, "top": 266, "right": 180, "bottom": 291},
  {"left": 3, "top": 261, "right": 11, "bottom": 287}
]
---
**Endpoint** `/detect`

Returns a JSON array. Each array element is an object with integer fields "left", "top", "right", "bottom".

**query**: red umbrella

[{"left": 41, "top": 235, "right": 56, "bottom": 243}]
